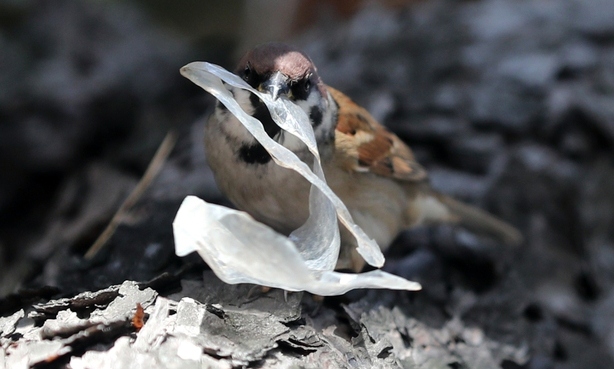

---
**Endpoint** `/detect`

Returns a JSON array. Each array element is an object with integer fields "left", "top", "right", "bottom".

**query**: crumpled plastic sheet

[{"left": 173, "top": 62, "right": 421, "bottom": 296}]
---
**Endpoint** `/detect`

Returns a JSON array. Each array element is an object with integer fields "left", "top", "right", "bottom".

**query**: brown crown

[{"left": 236, "top": 43, "right": 317, "bottom": 81}]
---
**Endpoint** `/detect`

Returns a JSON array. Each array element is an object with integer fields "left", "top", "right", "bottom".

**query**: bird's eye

[
  {"left": 243, "top": 63, "right": 252, "bottom": 81},
  {"left": 242, "top": 63, "right": 262, "bottom": 88},
  {"left": 290, "top": 74, "right": 313, "bottom": 101},
  {"left": 304, "top": 73, "right": 313, "bottom": 92}
]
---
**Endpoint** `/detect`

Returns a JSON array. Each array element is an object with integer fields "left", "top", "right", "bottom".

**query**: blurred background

[{"left": 1, "top": 0, "right": 614, "bottom": 367}]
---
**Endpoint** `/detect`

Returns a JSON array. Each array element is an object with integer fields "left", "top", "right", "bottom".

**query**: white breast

[{"left": 204, "top": 112, "right": 312, "bottom": 235}]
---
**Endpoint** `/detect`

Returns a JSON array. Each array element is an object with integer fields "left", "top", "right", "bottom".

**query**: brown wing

[{"left": 327, "top": 86, "right": 427, "bottom": 182}]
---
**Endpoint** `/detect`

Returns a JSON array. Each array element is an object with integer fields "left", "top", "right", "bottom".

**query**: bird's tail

[{"left": 418, "top": 191, "right": 523, "bottom": 246}]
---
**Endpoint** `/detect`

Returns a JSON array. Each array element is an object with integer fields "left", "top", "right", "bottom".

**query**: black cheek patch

[
  {"left": 238, "top": 143, "right": 272, "bottom": 165},
  {"left": 291, "top": 82, "right": 310, "bottom": 101},
  {"left": 310, "top": 106, "right": 323, "bottom": 127}
]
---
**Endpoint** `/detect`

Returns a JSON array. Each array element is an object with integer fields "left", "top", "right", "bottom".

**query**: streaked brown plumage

[{"left": 204, "top": 43, "right": 522, "bottom": 272}]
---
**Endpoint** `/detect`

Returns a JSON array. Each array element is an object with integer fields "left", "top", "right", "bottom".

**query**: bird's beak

[{"left": 261, "top": 71, "right": 289, "bottom": 101}]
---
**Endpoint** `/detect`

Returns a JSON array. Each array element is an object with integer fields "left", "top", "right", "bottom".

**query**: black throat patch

[
  {"left": 249, "top": 93, "right": 281, "bottom": 138},
  {"left": 236, "top": 93, "right": 281, "bottom": 165},
  {"left": 238, "top": 143, "right": 271, "bottom": 164}
]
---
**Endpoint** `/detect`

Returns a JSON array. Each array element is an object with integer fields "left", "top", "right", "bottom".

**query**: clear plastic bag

[{"left": 173, "top": 62, "right": 421, "bottom": 295}]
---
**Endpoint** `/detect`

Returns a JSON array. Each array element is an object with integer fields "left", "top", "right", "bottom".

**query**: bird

[{"left": 204, "top": 42, "right": 522, "bottom": 272}]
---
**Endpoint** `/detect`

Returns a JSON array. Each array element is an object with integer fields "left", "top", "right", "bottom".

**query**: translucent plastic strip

[
  {"left": 172, "top": 61, "right": 422, "bottom": 294},
  {"left": 180, "top": 62, "right": 384, "bottom": 267},
  {"left": 174, "top": 196, "right": 421, "bottom": 295}
]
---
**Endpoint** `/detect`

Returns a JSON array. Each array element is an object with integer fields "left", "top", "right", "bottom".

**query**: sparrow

[{"left": 204, "top": 42, "right": 522, "bottom": 272}]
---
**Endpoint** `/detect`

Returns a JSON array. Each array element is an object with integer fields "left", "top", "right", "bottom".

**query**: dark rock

[
  {"left": 569, "top": 0, "right": 614, "bottom": 38},
  {"left": 485, "top": 144, "right": 581, "bottom": 233},
  {"left": 498, "top": 53, "right": 560, "bottom": 90},
  {"left": 460, "top": 1, "right": 530, "bottom": 43},
  {"left": 470, "top": 77, "right": 544, "bottom": 134},
  {"left": 526, "top": 354, "right": 555, "bottom": 369},
  {"left": 546, "top": 83, "right": 614, "bottom": 157},
  {"left": 573, "top": 92, "right": 614, "bottom": 145},
  {"left": 431, "top": 83, "right": 467, "bottom": 112},
  {"left": 390, "top": 116, "right": 470, "bottom": 144},
  {"left": 427, "top": 166, "right": 489, "bottom": 203},
  {"left": 558, "top": 41, "right": 599, "bottom": 77},
  {"left": 446, "top": 133, "right": 504, "bottom": 174}
]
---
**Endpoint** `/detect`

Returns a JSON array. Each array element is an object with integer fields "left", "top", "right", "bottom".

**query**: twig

[{"left": 84, "top": 130, "right": 178, "bottom": 260}]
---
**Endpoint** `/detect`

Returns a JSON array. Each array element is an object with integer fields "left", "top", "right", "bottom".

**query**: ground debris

[
  {"left": 1, "top": 281, "right": 157, "bottom": 368},
  {"left": 3, "top": 0, "right": 614, "bottom": 367},
  {"left": 0, "top": 309, "right": 24, "bottom": 338},
  {"left": 1, "top": 275, "right": 530, "bottom": 369},
  {"left": 0, "top": 287, "right": 61, "bottom": 317},
  {"left": 31, "top": 285, "right": 120, "bottom": 319}
]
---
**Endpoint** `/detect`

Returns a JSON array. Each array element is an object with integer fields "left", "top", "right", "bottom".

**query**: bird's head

[
  {"left": 234, "top": 43, "right": 337, "bottom": 147},
  {"left": 236, "top": 43, "right": 323, "bottom": 101}
]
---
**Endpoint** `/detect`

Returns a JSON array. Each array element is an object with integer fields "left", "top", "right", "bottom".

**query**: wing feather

[{"left": 328, "top": 86, "right": 427, "bottom": 182}]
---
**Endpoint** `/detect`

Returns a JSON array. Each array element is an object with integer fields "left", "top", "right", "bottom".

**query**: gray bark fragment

[{"left": 0, "top": 309, "right": 23, "bottom": 337}]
